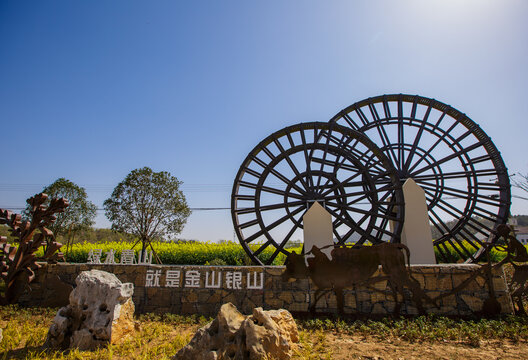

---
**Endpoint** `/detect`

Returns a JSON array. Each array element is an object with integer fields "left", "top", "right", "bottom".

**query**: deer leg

[
  {"left": 404, "top": 277, "right": 429, "bottom": 314},
  {"left": 387, "top": 281, "right": 401, "bottom": 315},
  {"left": 516, "top": 297, "right": 526, "bottom": 316},
  {"left": 520, "top": 283, "right": 528, "bottom": 315},
  {"left": 310, "top": 289, "right": 325, "bottom": 316},
  {"left": 513, "top": 288, "right": 527, "bottom": 316},
  {"left": 335, "top": 288, "right": 344, "bottom": 316}
]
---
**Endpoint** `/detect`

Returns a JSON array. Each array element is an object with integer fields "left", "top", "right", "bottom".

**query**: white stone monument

[
  {"left": 303, "top": 202, "right": 334, "bottom": 259},
  {"left": 400, "top": 178, "right": 436, "bottom": 264}
]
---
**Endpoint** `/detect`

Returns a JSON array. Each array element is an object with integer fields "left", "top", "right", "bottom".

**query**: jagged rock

[
  {"left": 173, "top": 303, "right": 299, "bottom": 360},
  {"left": 45, "top": 269, "right": 137, "bottom": 350}
]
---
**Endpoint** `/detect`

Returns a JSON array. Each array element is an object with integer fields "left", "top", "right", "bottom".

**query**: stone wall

[{"left": 20, "top": 263, "right": 514, "bottom": 316}]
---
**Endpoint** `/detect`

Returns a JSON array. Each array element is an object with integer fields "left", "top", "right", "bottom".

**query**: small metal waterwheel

[{"left": 231, "top": 122, "right": 404, "bottom": 265}]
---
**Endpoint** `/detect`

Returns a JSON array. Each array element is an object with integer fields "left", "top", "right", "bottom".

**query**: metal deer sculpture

[
  {"left": 433, "top": 224, "right": 528, "bottom": 316},
  {"left": 282, "top": 242, "right": 437, "bottom": 315},
  {"left": 489, "top": 224, "right": 528, "bottom": 315},
  {"left": 0, "top": 193, "right": 68, "bottom": 304},
  {"left": 283, "top": 225, "right": 528, "bottom": 316}
]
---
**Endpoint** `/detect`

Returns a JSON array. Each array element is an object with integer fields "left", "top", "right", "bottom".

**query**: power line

[
  {"left": 0, "top": 206, "right": 232, "bottom": 211},
  {"left": 513, "top": 195, "right": 528, "bottom": 201},
  {"left": 0, "top": 183, "right": 236, "bottom": 191},
  {"left": 3, "top": 194, "right": 518, "bottom": 212}
]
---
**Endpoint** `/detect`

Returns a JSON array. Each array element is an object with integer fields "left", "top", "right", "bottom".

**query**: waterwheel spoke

[
  {"left": 402, "top": 100, "right": 431, "bottom": 173},
  {"left": 272, "top": 135, "right": 310, "bottom": 191},
  {"left": 266, "top": 223, "right": 299, "bottom": 265},
  {"left": 234, "top": 200, "right": 305, "bottom": 215},
  {"left": 365, "top": 104, "right": 399, "bottom": 167},
  {"left": 243, "top": 204, "right": 305, "bottom": 244}
]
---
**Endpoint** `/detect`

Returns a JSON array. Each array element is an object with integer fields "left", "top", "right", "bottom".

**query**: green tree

[
  {"left": 103, "top": 167, "right": 191, "bottom": 259},
  {"left": 27, "top": 178, "right": 97, "bottom": 254}
]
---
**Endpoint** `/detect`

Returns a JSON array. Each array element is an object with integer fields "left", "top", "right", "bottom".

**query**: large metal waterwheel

[
  {"left": 231, "top": 122, "right": 404, "bottom": 265},
  {"left": 329, "top": 94, "right": 511, "bottom": 262}
]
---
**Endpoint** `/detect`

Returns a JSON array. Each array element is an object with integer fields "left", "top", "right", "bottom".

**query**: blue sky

[{"left": 1, "top": 0, "right": 527, "bottom": 242}]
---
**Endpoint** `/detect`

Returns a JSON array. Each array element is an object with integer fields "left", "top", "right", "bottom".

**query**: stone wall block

[
  {"left": 207, "top": 291, "right": 222, "bottom": 304},
  {"left": 492, "top": 277, "right": 507, "bottom": 292},
  {"left": 325, "top": 293, "right": 337, "bottom": 308},
  {"left": 411, "top": 274, "right": 426, "bottom": 288},
  {"left": 405, "top": 304, "right": 419, "bottom": 316},
  {"left": 264, "top": 291, "right": 275, "bottom": 300},
  {"left": 437, "top": 274, "right": 454, "bottom": 289},
  {"left": 222, "top": 293, "right": 238, "bottom": 305},
  {"left": 181, "top": 303, "right": 196, "bottom": 314},
  {"left": 292, "top": 291, "right": 306, "bottom": 303},
  {"left": 370, "top": 291, "right": 386, "bottom": 303},
  {"left": 442, "top": 306, "right": 457, "bottom": 316},
  {"left": 460, "top": 294, "right": 484, "bottom": 310},
  {"left": 292, "top": 278, "right": 310, "bottom": 290},
  {"left": 451, "top": 273, "right": 470, "bottom": 287},
  {"left": 475, "top": 276, "right": 487, "bottom": 287},
  {"left": 358, "top": 300, "right": 372, "bottom": 313},
  {"left": 279, "top": 292, "right": 293, "bottom": 304},
  {"left": 313, "top": 294, "right": 327, "bottom": 309},
  {"left": 250, "top": 293, "right": 264, "bottom": 307},
  {"left": 289, "top": 302, "right": 309, "bottom": 312},
  {"left": 170, "top": 292, "right": 183, "bottom": 306},
  {"left": 267, "top": 298, "right": 284, "bottom": 309},
  {"left": 344, "top": 293, "right": 356, "bottom": 308},
  {"left": 241, "top": 298, "right": 256, "bottom": 314},
  {"left": 371, "top": 303, "right": 385, "bottom": 314},
  {"left": 442, "top": 294, "right": 457, "bottom": 308},
  {"left": 458, "top": 278, "right": 482, "bottom": 291},
  {"left": 197, "top": 290, "right": 211, "bottom": 303},
  {"left": 497, "top": 294, "right": 514, "bottom": 313},
  {"left": 186, "top": 290, "right": 199, "bottom": 303},
  {"left": 355, "top": 290, "right": 371, "bottom": 303},
  {"left": 383, "top": 300, "right": 396, "bottom": 314},
  {"left": 373, "top": 279, "right": 388, "bottom": 291},
  {"left": 265, "top": 267, "right": 284, "bottom": 276}
]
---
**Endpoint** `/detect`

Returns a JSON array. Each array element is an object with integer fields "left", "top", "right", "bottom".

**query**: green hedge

[
  {"left": 53, "top": 241, "right": 303, "bottom": 266},
  {"left": 43, "top": 240, "right": 517, "bottom": 266}
]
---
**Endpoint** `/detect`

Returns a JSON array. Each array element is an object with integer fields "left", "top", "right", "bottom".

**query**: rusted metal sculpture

[
  {"left": 282, "top": 243, "right": 437, "bottom": 315},
  {"left": 492, "top": 224, "right": 528, "bottom": 314},
  {"left": 424, "top": 224, "right": 528, "bottom": 316},
  {"left": 330, "top": 94, "right": 511, "bottom": 262},
  {"left": 232, "top": 122, "right": 405, "bottom": 265},
  {"left": 0, "top": 193, "right": 68, "bottom": 304}
]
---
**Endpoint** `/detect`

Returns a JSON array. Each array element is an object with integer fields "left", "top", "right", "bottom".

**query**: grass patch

[
  {"left": 2, "top": 305, "right": 528, "bottom": 359},
  {"left": 0, "top": 305, "right": 209, "bottom": 360},
  {"left": 299, "top": 314, "right": 528, "bottom": 345}
]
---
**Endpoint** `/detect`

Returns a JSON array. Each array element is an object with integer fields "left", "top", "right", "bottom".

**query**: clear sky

[{"left": 1, "top": 0, "right": 527, "bottom": 242}]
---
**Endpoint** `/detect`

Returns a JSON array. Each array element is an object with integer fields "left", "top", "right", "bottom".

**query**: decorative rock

[
  {"left": 173, "top": 303, "right": 299, "bottom": 360},
  {"left": 46, "top": 270, "right": 137, "bottom": 350}
]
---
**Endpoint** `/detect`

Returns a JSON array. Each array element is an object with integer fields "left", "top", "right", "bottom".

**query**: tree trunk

[{"left": 141, "top": 237, "right": 147, "bottom": 253}]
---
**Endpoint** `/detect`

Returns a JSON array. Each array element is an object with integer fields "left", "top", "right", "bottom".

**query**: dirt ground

[{"left": 317, "top": 334, "right": 528, "bottom": 360}]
